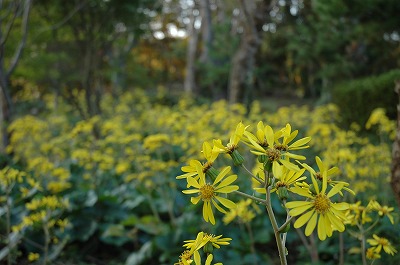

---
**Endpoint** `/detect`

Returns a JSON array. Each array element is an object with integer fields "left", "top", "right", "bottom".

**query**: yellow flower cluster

[
  {"left": 3, "top": 89, "right": 396, "bottom": 264},
  {"left": 175, "top": 231, "right": 230, "bottom": 265}
]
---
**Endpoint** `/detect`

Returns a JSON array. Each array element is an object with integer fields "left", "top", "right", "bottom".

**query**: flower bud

[
  {"left": 264, "top": 160, "right": 273, "bottom": 172},
  {"left": 258, "top": 154, "right": 267, "bottom": 163},
  {"left": 230, "top": 149, "right": 244, "bottom": 166},
  {"left": 280, "top": 222, "right": 291, "bottom": 233},
  {"left": 277, "top": 186, "right": 289, "bottom": 201},
  {"left": 206, "top": 166, "right": 220, "bottom": 181},
  {"left": 203, "top": 242, "right": 214, "bottom": 254}
]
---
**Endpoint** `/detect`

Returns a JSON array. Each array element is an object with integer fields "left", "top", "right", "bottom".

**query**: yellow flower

[
  {"left": 367, "top": 234, "right": 397, "bottom": 256},
  {"left": 195, "top": 253, "right": 223, "bottom": 265},
  {"left": 177, "top": 142, "right": 220, "bottom": 182},
  {"left": 182, "top": 166, "right": 238, "bottom": 224},
  {"left": 300, "top": 156, "right": 355, "bottom": 195},
  {"left": 213, "top": 122, "right": 248, "bottom": 166},
  {"left": 28, "top": 252, "right": 40, "bottom": 262},
  {"left": 177, "top": 160, "right": 203, "bottom": 182},
  {"left": 213, "top": 122, "right": 247, "bottom": 154},
  {"left": 243, "top": 121, "right": 280, "bottom": 148},
  {"left": 175, "top": 232, "right": 208, "bottom": 265},
  {"left": 366, "top": 247, "right": 381, "bottom": 260},
  {"left": 184, "top": 233, "right": 231, "bottom": 250},
  {"left": 368, "top": 200, "right": 395, "bottom": 224},
  {"left": 223, "top": 199, "right": 257, "bottom": 224},
  {"left": 244, "top": 123, "right": 308, "bottom": 176},
  {"left": 277, "top": 123, "right": 311, "bottom": 152},
  {"left": 285, "top": 172, "right": 349, "bottom": 240},
  {"left": 255, "top": 167, "right": 306, "bottom": 196}
]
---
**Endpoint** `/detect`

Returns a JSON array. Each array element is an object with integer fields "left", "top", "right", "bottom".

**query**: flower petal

[
  {"left": 216, "top": 185, "right": 239, "bottom": 193},
  {"left": 294, "top": 209, "right": 315, "bottom": 228},
  {"left": 288, "top": 202, "right": 314, "bottom": 217},
  {"left": 215, "top": 196, "right": 237, "bottom": 209},
  {"left": 305, "top": 211, "right": 318, "bottom": 236},
  {"left": 214, "top": 166, "right": 231, "bottom": 184},
  {"left": 317, "top": 215, "right": 327, "bottom": 240},
  {"left": 215, "top": 175, "right": 237, "bottom": 189},
  {"left": 327, "top": 183, "right": 345, "bottom": 198}
]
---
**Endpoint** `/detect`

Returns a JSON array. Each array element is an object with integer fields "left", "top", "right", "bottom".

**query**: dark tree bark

[
  {"left": 0, "top": 0, "right": 32, "bottom": 152},
  {"left": 184, "top": 2, "right": 200, "bottom": 94},
  {"left": 228, "top": 0, "right": 272, "bottom": 104},
  {"left": 199, "top": 0, "right": 212, "bottom": 64},
  {"left": 391, "top": 80, "right": 400, "bottom": 208}
]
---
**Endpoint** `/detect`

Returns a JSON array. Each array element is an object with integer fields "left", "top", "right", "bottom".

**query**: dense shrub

[{"left": 332, "top": 69, "right": 400, "bottom": 128}]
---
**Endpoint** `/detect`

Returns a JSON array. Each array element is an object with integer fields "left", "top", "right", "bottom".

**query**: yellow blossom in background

[
  {"left": 366, "top": 247, "right": 381, "bottom": 260},
  {"left": 28, "top": 252, "right": 40, "bottom": 262},
  {"left": 182, "top": 166, "right": 238, "bottom": 224},
  {"left": 223, "top": 199, "right": 257, "bottom": 224},
  {"left": 143, "top": 133, "right": 170, "bottom": 150},
  {"left": 365, "top": 108, "right": 396, "bottom": 140},
  {"left": 367, "top": 234, "right": 397, "bottom": 256},
  {"left": 368, "top": 200, "right": 395, "bottom": 224}
]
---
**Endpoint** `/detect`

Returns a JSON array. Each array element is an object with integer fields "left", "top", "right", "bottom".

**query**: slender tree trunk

[
  {"left": 0, "top": 0, "right": 32, "bottom": 152},
  {"left": 199, "top": 0, "right": 212, "bottom": 64},
  {"left": 184, "top": 4, "right": 199, "bottom": 94},
  {"left": 228, "top": 0, "right": 266, "bottom": 104},
  {"left": 391, "top": 80, "right": 400, "bottom": 208},
  {"left": 0, "top": 70, "right": 11, "bottom": 152}
]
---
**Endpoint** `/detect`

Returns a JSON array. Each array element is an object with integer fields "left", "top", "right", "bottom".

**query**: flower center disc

[
  {"left": 200, "top": 184, "right": 215, "bottom": 201},
  {"left": 314, "top": 194, "right": 331, "bottom": 214},
  {"left": 267, "top": 148, "right": 281, "bottom": 161},
  {"left": 179, "top": 250, "right": 192, "bottom": 263}
]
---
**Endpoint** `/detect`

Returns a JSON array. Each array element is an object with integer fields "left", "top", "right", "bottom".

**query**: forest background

[{"left": 0, "top": 0, "right": 400, "bottom": 264}]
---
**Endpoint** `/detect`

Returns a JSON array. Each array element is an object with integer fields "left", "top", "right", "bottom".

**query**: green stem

[
  {"left": 278, "top": 216, "right": 293, "bottom": 233},
  {"left": 234, "top": 190, "right": 267, "bottom": 205},
  {"left": 241, "top": 164, "right": 264, "bottom": 185},
  {"left": 364, "top": 218, "right": 380, "bottom": 233},
  {"left": 42, "top": 217, "right": 50, "bottom": 265},
  {"left": 358, "top": 223, "right": 367, "bottom": 265},
  {"left": 6, "top": 190, "right": 11, "bottom": 265},
  {"left": 265, "top": 184, "right": 287, "bottom": 265}
]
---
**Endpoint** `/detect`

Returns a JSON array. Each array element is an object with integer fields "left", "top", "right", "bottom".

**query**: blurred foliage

[
  {"left": 0, "top": 88, "right": 398, "bottom": 264},
  {"left": 332, "top": 69, "right": 400, "bottom": 128}
]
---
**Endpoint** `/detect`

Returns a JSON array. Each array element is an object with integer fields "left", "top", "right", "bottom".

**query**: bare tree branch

[
  {"left": 0, "top": 1, "right": 22, "bottom": 47},
  {"left": 32, "top": 0, "right": 87, "bottom": 40},
  {"left": 6, "top": 0, "right": 32, "bottom": 78}
]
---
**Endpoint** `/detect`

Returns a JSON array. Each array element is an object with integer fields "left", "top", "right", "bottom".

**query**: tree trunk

[
  {"left": 199, "top": 0, "right": 212, "bottom": 64},
  {"left": 184, "top": 4, "right": 200, "bottom": 94},
  {"left": 391, "top": 80, "right": 400, "bottom": 208},
  {"left": 0, "top": 0, "right": 32, "bottom": 152},
  {"left": 0, "top": 70, "right": 11, "bottom": 152},
  {"left": 228, "top": 0, "right": 269, "bottom": 104}
]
